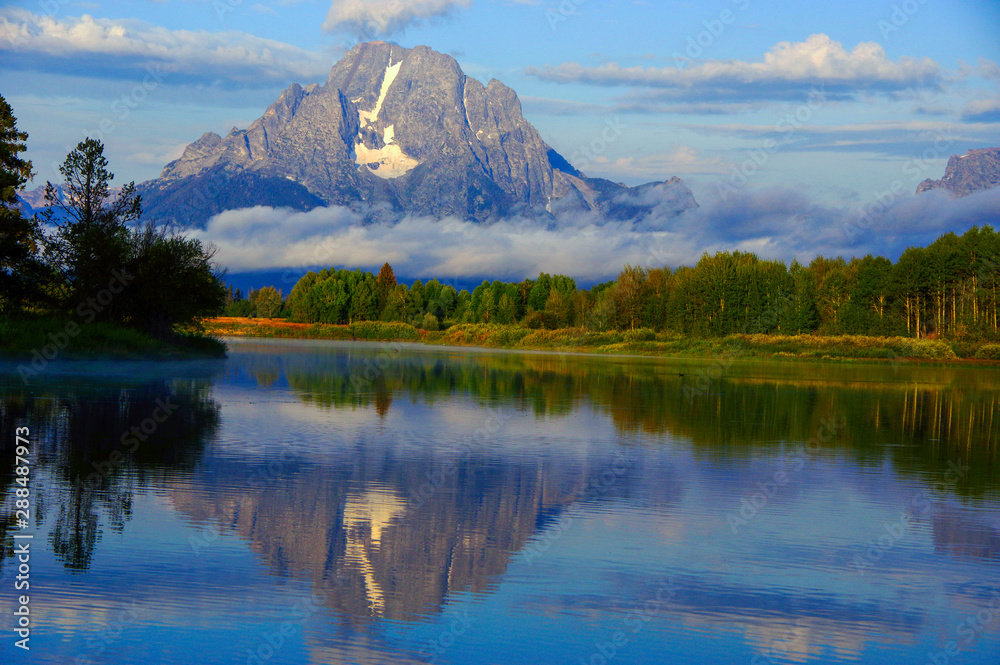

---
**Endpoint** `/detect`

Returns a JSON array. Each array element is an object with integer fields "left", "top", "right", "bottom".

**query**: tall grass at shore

[
  {"left": 202, "top": 318, "right": 993, "bottom": 362},
  {"left": 0, "top": 317, "right": 227, "bottom": 359}
]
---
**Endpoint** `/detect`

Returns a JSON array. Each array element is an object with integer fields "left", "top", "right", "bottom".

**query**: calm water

[{"left": 1, "top": 338, "right": 999, "bottom": 664}]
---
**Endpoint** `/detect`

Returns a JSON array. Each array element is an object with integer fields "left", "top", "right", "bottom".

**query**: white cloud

[
  {"left": 193, "top": 204, "right": 695, "bottom": 278},
  {"left": 961, "top": 97, "right": 1000, "bottom": 123},
  {"left": 0, "top": 8, "right": 330, "bottom": 87},
  {"left": 192, "top": 186, "right": 1000, "bottom": 281},
  {"left": 323, "top": 0, "right": 473, "bottom": 36},
  {"left": 591, "top": 146, "right": 731, "bottom": 179},
  {"left": 527, "top": 34, "right": 945, "bottom": 102}
]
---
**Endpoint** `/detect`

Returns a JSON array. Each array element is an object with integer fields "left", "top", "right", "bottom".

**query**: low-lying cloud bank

[{"left": 193, "top": 186, "right": 1000, "bottom": 282}]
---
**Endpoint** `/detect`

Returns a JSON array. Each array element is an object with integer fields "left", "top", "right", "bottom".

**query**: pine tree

[
  {"left": 376, "top": 262, "right": 397, "bottom": 311},
  {"left": 0, "top": 95, "right": 45, "bottom": 312}
]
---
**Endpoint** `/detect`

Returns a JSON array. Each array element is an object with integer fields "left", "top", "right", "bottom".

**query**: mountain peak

[
  {"left": 917, "top": 146, "right": 1000, "bottom": 197},
  {"left": 139, "top": 43, "right": 697, "bottom": 225}
]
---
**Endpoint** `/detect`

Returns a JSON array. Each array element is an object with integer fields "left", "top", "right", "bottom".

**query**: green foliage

[
  {"left": 0, "top": 316, "right": 224, "bottom": 358},
  {"left": 347, "top": 320, "right": 420, "bottom": 340},
  {"left": 28, "top": 138, "right": 227, "bottom": 338},
  {"left": 418, "top": 312, "right": 440, "bottom": 331},
  {"left": 975, "top": 343, "right": 1000, "bottom": 360},
  {"left": 122, "top": 221, "right": 228, "bottom": 336},
  {"left": 250, "top": 286, "right": 284, "bottom": 319},
  {"left": 43, "top": 139, "right": 139, "bottom": 317},
  {"left": 375, "top": 262, "right": 396, "bottom": 310},
  {"left": 0, "top": 95, "right": 48, "bottom": 313},
  {"left": 272, "top": 226, "right": 1000, "bottom": 349},
  {"left": 623, "top": 327, "right": 656, "bottom": 342}
]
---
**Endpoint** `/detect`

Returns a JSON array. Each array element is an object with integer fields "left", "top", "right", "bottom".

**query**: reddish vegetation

[{"left": 207, "top": 317, "right": 313, "bottom": 329}]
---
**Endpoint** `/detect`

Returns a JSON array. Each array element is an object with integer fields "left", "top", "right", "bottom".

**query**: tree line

[
  {"left": 231, "top": 223, "right": 1000, "bottom": 340},
  {"left": 0, "top": 95, "right": 226, "bottom": 338}
]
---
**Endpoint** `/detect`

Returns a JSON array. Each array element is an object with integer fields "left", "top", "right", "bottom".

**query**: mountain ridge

[
  {"left": 137, "top": 41, "right": 697, "bottom": 225},
  {"left": 917, "top": 147, "right": 1000, "bottom": 197}
]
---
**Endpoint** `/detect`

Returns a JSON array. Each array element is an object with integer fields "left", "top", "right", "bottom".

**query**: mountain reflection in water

[{"left": 0, "top": 339, "right": 997, "bottom": 665}]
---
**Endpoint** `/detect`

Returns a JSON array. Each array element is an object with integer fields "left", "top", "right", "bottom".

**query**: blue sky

[{"left": 1, "top": 0, "right": 999, "bottom": 279}]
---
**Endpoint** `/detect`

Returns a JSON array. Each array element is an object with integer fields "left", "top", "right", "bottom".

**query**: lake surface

[{"left": 2, "top": 338, "right": 999, "bottom": 664}]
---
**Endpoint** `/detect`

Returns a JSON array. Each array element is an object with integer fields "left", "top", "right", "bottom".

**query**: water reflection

[
  {"left": 1, "top": 341, "right": 999, "bottom": 665},
  {"left": 236, "top": 341, "right": 1000, "bottom": 496},
  {"left": 0, "top": 368, "right": 220, "bottom": 572}
]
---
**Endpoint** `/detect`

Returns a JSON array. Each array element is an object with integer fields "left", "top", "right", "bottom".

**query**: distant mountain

[
  {"left": 138, "top": 41, "right": 697, "bottom": 226},
  {"left": 15, "top": 184, "right": 52, "bottom": 217},
  {"left": 917, "top": 147, "right": 1000, "bottom": 197}
]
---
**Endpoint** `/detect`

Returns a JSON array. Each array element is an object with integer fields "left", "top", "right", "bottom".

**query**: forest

[
  {"left": 1, "top": 96, "right": 226, "bottom": 357},
  {"left": 228, "top": 225, "right": 1000, "bottom": 342}
]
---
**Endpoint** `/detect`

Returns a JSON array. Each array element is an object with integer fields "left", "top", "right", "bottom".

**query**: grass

[
  {"left": 424, "top": 324, "right": 961, "bottom": 360},
  {"left": 206, "top": 317, "right": 420, "bottom": 342},
  {"left": 202, "top": 317, "right": 1000, "bottom": 364},
  {"left": 0, "top": 317, "right": 227, "bottom": 360}
]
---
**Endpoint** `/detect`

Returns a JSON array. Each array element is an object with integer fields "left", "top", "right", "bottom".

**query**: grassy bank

[
  {"left": 203, "top": 318, "right": 1000, "bottom": 364},
  {"left": 0, "top": 317, "right": 227, "bottom": 360},
  {"left": 207, "top": 317, "right": 419, "bottom": 341}
]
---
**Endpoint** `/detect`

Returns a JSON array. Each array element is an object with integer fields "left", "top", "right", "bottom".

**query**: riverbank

[
  {"left": 203, "top": 317, "right": 1000, "bottom": 365},
  {"left": 0, "top": 317, "right": 227, "bottom": 360}
]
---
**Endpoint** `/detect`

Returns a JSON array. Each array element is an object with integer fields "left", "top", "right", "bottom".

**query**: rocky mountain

[
  {"left": 916, "top": 147, "right": 1000, "bottom": 197},
  {"left": 15, "top": 184, "right": 56, "bottom": 217},
  {"left": 138, "top": 41, "right": 696, "bottom": 225}
]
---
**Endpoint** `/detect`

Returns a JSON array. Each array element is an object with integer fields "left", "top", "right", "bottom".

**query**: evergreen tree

[
  {"left": 43, "top": 139, "right": 140, "bottom": 318},
  {"left": 376, "top": 262, "right": 397, "bottom": 311},
  {"left": 0, "top": 95, "right": 44, "bottom": 312}
]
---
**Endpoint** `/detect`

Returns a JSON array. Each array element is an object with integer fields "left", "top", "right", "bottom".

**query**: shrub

[
  {"left": 975, "top": 343, "right": 1000, "bottom": 360},
  {"left": 418, "top": 313, "right": 440, "bottom": 331},
  {"left": 623, "top": 328, "right": 656, "bottom": 343},
  {"left": 347, "top": 320, "right": 419, "bottom": 341},
  {"left": 523, "top": 311, "right": 557, "bottom": 330},
  {"left": 486, "top": 326, "right": 532, "bottom": 347}
]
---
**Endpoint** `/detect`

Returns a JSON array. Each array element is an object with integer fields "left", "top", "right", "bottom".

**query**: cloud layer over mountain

[{"left": 193, "top": 186, "right": 1000, "bottom": 281}]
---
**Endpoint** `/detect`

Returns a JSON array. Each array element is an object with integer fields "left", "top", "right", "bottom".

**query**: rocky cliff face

[
  {"left": 917, "top": 147, "right": 1000, "bottom": 197},
  {"left": 139, "top": 41, "right": 697, "bottom": 225}
]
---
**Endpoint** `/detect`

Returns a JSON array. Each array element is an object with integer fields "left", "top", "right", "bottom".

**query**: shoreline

[
  {"left": 0, "top": 317, "right": 227, "bottom": 362},
  {"left": 203, "top": 318, "right": 1000, "bottom": 368}
]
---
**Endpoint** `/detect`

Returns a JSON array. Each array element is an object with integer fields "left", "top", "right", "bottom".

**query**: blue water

[{"left": 1, "top": 338, "right": 998, "bottom": 664}]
